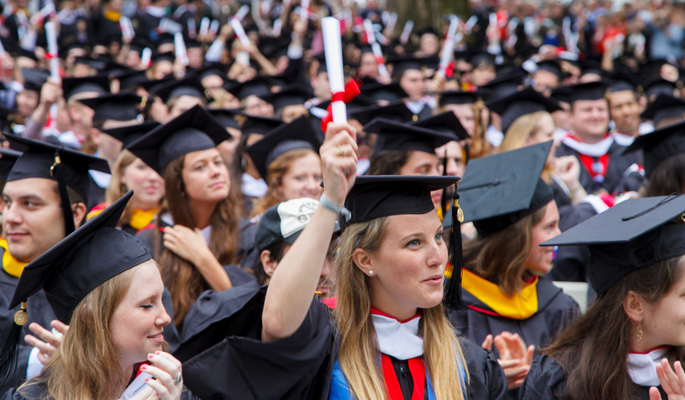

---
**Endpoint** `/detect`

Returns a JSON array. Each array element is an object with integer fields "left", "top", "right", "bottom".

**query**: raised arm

[{"left": 262, "top": 123, "right": 358, "bottom": 342}]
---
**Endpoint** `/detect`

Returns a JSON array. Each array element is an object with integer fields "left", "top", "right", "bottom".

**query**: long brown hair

[
  {"left": 18, "top": 266, "right": 137, "bottom": 400},
  {"left": 105, "top": 150, "right": 162, "bottom": 227},
  {"left": 366, "top": 150, "right": 410, "bottom": 176},
  {"left": 335, "top": 217, "right": 469, "bottom": 400},
  {"left": 464, "top": 102, "right": 489, "bottom": 160},
  {"left": 250, "top": 148, "right": 319, "bottom": 217},
  {"left": 642, "top": 153, "right": 685, "bottom": 197},
  {"left": 496, "top": 111, "right": 555, "bottom": 182},
  {"left": 154, "top": 153, "right": 242, "bottom": 327},
  {"left": 463, "top": 205, "right": 547, "bottom": 296},
  {"left": 544, "top": 256, "right": 685, "bottom": 400}
]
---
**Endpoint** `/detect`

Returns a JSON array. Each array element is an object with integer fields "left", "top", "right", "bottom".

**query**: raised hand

[
  {"left": 24, "top": 320, "right": 69, "bottom": 364},
  {"left": 320, "top": 122, "right": 358, "bottom": 207}
]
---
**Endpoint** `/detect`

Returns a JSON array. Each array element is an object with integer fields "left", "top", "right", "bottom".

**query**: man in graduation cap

[
  {"left": 388, "top": 55, "right": 439, "bottom": 120},
  {"left": 0, "top": 136, "right": 110, "bottom": 392},
  {"left": 556, "top": 81, "right": 646, "bottom": 195},
  {"left": 607, "top": 72, "right": 643, "bottom": 147}
]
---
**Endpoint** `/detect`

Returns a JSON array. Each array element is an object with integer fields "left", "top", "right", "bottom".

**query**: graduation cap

[
  {"left": 100, "top": 121, "right": 161, "bottom": 148},
  {"left": 359, "top": 81, "right": 408, "bottom": 102},
  {"left": 0, "top": 191, "right": 151, "bottom": 382},
  {"left": 550, "top": 85, "right": 573, "bottom": 104},
  {"left": 542, "top": 195, "right": 685, "bottom": 294},
  {"left": 259, "top": 84, "right": 313, "bottom": 113},
  {"left": 156, "top": 33, "right": 175, "bottom": 47},
  {"left": 225, "top": 76, "right": 273, "bottom": 101},
  {"left": 580, "top": 59, "right": 603, "bottom": 77},
  {"left": 196, "top": 65, "right": 229, "bottom": 82},
  {"left": 471, "top": 52, "right": 495, "bottom": 69},
  {"left": 61, "top": 75, "right": 110, "bottom": 101},
  {"left": 459, "top": 141, "right": 554, "bottom": 237},
  {"left": 478, "top": 70, "right": 526, "bottom": 98},
  {"left": 641, "top": 94, "right": 685, "bottom": 127},
  {"left": 5, "top": 134, "right": 110, "bottom": 234},
  {"left": 387, "top": 55, "right": 439, "bottom": 78},
  {"left": 152, "top": 76, "right": 209, "bottom": 103},
  {"left": 0, "top": 148, "right": 21, "bottom": 182},
  {"left": 340, "top": 175, "right": 464, "bottom": 306},
  {"left": 73, "top": 56, "right": 108, "bottom": 71},
  {"left": 114, "top": 69, "right": 151, "bottom": 91},
  {"left": 644, "top": 78, "right": 678, "bottom": 99},
  {"left": 567, "top": 80, "right": 609, "bottom": 103},
  {"left": 535, "top": 60, "right": 564, "bottom": 80},
  {"left": 437, "top": 90, "right": 484, "bottom": 107},
  {"left": 79, "top": 92, "right": 144, "bottom": 124},
  {"left": 239, "top": 114, "right": 284, "bottom": 136},
  {"left": 139, "top": 77, "right": 174, "bottom": 92},
  {"left": 208, "top": 108, "right": 242, "bottom": 130},
  {"left": 364, "top": 118, "right": 459, "bottom": 154},
  {"left": 607, "top": 69, "right": 640, "bottom": 93},
  {"left": 245, "top": 116, "right": 321, "bottom": 179},
  {"left": 624, "top": 118, "right": 685, "bottom": 177},
  {"left": 349, "top": 101, "right": 418, "bottom": 125},
  {"left": 152, "top": 51, "right": 175, "bottom": 64},
  {"left": 486, "top": 87, "right": 562, "bottom": 134},
  {"left": 20, "top": 68, "right": 49, "bottom": 92},
  {"left": 126, "top": 105, "right": 231, "bottom": 176},
  {"left": 411, "top": 111, "right": 469, "bottom": 141}
]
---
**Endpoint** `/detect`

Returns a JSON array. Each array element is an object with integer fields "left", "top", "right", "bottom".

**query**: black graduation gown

[
  {"left": 554, "top": 141, "right": 646, "bottom": 195},
  {"left": 519, "top": 354, "right": 666, "bottom": 400},
  {"left": 86, "top": 175, "right": 106, "bottom": 213},
  {"left": 174, "top": 286, "right": 509, "bottom": 400},
  {"left": 132, "top": 11, "right": 163, "bottom": 40},
  {"left": 447, "top": 277, "right": 580, "bottom": 399}
]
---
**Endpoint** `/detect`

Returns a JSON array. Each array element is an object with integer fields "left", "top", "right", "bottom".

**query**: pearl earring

[{"left": 369, "top": 270, "right": 374, "bottom": 276}]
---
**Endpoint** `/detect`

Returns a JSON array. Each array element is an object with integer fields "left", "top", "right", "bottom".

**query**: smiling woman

[{"left": 0, "top": 193, "right": 196, "bottom": 400}]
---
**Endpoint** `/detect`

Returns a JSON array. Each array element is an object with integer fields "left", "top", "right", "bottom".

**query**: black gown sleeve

[
  {"left": 459, "top": 336, "right": 508, "bottom": 400},
  {"left": 519, "top": 355, "right": 567, "bottom": 400},
  {"left": 176, "top": 289, "right": 337, "bottom": 400}
]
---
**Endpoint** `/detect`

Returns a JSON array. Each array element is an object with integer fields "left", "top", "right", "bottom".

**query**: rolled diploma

[
  {"left": 230, "top": 19, "right": 251, "bottom": 47},
  {"left": 235, "top": 5, "right": 250, "bottom": 21},
  {"left": 199, "top": 17, "right": 210, "bottom": 35},
  {"left": 400, "top": 20, "right": 413, "bottom": 44},
  {"left": 45, "top": 22, "right": 59, "bottom": 80},
  {"left": 363, "top": 18, "right": 375, "bottom": 44},
  {"left": 174, "top": 32, "right": 188, "bottom": 65},
  {"left": 322, "top": 17, "right": 346, "bottom": 124},
  {"left": 438, "top": 16, "right": 459, "bottom": 76},
  {"left": 141, "top": 47, "right": 152, "bottom": 66},
  {"left": 300, "top": 0, "right": 310, "bottom": 20},
  {"left": 371, "top": 42, "right": 387, "bottom": 77}
]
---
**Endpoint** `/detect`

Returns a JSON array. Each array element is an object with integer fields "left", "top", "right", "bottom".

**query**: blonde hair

[
  {"left": 18, "top": 267, "right": 137, "bottom": 400},
  {"left": 496, "top": 111, "right": 554, "bottom": 182},
  {"left": 335, "top": 218, "right": 469, "bottom": 400},
  {"left": 250, "top": 148, "right": 319, "bottom": 217}
]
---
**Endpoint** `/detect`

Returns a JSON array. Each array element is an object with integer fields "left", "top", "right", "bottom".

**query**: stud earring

[{"left": 368, "top": 270, "right": 374, "bottom": 276}]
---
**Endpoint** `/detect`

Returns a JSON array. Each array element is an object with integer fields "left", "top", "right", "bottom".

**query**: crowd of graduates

[{"left": 2, "top": 0, "right": 685, "bottom": 399}]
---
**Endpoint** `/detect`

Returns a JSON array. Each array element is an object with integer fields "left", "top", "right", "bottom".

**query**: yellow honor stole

[
  {"left": 461, "top": 268, "right": 539, "bottom": 320},
  {"left": 0, "top": 239, "right": 28, "bottom": 278}
]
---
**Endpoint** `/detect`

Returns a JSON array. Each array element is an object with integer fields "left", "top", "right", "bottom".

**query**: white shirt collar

[
  {"left": 372, "top": 311, "right": 423, "bottom": 360},
  {"left": 146, "top": 5, "right": 166, "bottom": 17},
  {"left": 562, "top": 134, "right": 614, "bottom": 157},
  {"left": 612, "top": 132, "right": 636, "bottom": 147},
  {"left": 627, "top": 347, "right": 669, "bottom": 387},
  {"left": 485, "top": 125, "right": 504, "bottom": 147},
  {"left": 405, "top": 101, "right": 425, "bottom": 115},
  {"left": 242, "top": 173, "right": 268, "bottom": 198}
]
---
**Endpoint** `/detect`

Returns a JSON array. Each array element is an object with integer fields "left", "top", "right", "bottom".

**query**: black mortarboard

[
  {"left": 437, "top": 90, "right": 483, "bottom": 106},
  {"left": 567, "top": 81, "right": 609, "bottom": 103},
  {"left": 100, "top": 121, "right": 161, "bottom": 148},
  {"left": 359, "top": 82, "right": 408, "bottom": 102},
  {"left": 152, "top": 51, "right": 175, "bottom": 64},
  {"left": 139, "top": 77, "right": 174, "bottom": 92},
  {"left": 73, "top": 56, "right": 107, "bottom": 70},
  {"left": 641, "top": 94, "right": 685, "bottom": 127},
  {"left": 349, "top": 101, "right": 418, "bottom": 125},
  {"left": 550, "top": 85, "right": 573, "bottom": 104},
  {"left": 607, "top": 69, "right": 640, "bottom": 93},
  {"left": 459, "top": 141, "right": 554, "bottom": 237},
  {"left": 208, "top": 108, "right": 242, "bottom": 130},
  {"left": 196, "top": 65, "right": 229, "bottom": 82},
  {"left": 470, "top": 52, "right": 495, "bottom": 69},
  {"left": 80, "top": 93, "right": 144, "bottom": 123},
  {"left": 0, "top": 149, "right": 21, "bottom": 182},
  {"left": 486, "top": 87, "right": 562, "bottom": 133},
  {"left": 245, "top": 116, "right": 321, "bottom": 179},
  {"left": 156, "top": 33, "right": 175, "bottom": 46},
  {"left": 387, "top": 55, "right": 439, "bottom": 78},
  {"left": 535, "top": 60, "right": 564, "bottom": 80},
  {"left": 411, "top": 111, "right": 469, "bottom": 141},
  {"left": 624, "top": 118, "right": 685, "bottom": 177},
  {"left": 644, "top": 78, "right": 678, "bottom": 99},
  {"left": 239, "top": 114, "right": 284, "bottom": 136},
  {"left": 542, "top": 195, "right": 685, "bottom": 294},
  {"left": 21, "top": 68, "right": 49, "bottom": 92},
  {"left": 259, "top": 84, "right": 313, "bottom": 113},
  {"left": 61, "top": 75, "right": 110, "bottom": 101},
  {"left": 478, "top": 70, "right": 526, "bottom": 98},
  {"left": 0, "top": 191, "right": 150, "bottom": 382},
  {"left": 126, "top": 105, "right": 230, "bottom": 176},
  {"left": 152, "top": 76, "right": 209, "bottom": 103},
  {"left": 580, "top": 59, "right": 603, "bottom": 77},
  {"left": 115, "top": 69, "right": 151, "bottom": 91},
  {"left": 364, "top": 118, "right": 458, "bottom": 154},
  {"left": 225, "top": 76, "right": 272, "bottom": 101}
]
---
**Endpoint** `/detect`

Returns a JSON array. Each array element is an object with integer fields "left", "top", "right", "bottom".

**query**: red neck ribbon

[
  {"left": 381, "top": 355, "right": 426, "bottom": 400},
  {"left": 319, "top": 79, "right": 361, "bottom": 133}
]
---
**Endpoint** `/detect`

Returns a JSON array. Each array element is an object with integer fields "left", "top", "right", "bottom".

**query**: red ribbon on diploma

[{"left": 320, "top": 79, "right": 361, "bottom": 133}]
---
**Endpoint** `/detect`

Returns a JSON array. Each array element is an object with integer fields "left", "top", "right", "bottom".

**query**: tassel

[
  {"left": 0, "top": 302, "right": 28, "bottom": 383},
  {"left": 51, "top": 151, "right": 75, "bottom": 235},
  {"left": 444, "top": 190, "right": 464, "bottom": 309},
  {"left": 440, "top": 152, "right": 449, "bottom": 220}
]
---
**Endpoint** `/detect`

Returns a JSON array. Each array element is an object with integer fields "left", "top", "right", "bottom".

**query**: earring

[
  {"left": 637, "top": 321, "right": 643, "bottom": 343},
  {"left": 368, "top": 270, "right": 374, "bottom": 276}
]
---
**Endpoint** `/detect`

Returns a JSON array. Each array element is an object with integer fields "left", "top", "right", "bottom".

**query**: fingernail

[
  {"left": 145, "top": 378, "right": 149, "bottom": 382},
  {"left": 159, "top": 227, "right": 165, "bottom": 233},
  {"left": 156, "top": 351, "right": 161, "bottom": 355},
  {"left": 149, "top": 354, "right": 154, "bottom": 358},
  {"left": 141, "top": 366, "right": 147, "bottom": 370}
]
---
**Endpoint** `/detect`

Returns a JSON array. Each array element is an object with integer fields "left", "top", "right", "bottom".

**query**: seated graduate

[
  {"left": 86, "top": 122, "right": 165, "bottom": 235},
  {"left": 127, "top": 105, "right": 257, "bottom": 334},
  {"left": 245, "top": 116, "right": 323, "bottom": 219},
  {"left": 173, "top": 122, "right": 507, "bottom": 400},
  {"left": 624, "top": 119, "right": 685, "bottom": 197},
  {"left": 0, "top": 192, "right": 195, "bottom": 400},
  {"left": 450, "top": 141, "right": 580, "bottom": 395},
  {"left": 520, "top": 195, "right": 685, "bottom": 400}
]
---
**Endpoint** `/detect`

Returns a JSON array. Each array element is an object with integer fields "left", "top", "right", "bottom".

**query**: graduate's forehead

[{"left": 3, "top": 178, "right": 59, "bottom": 203}]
